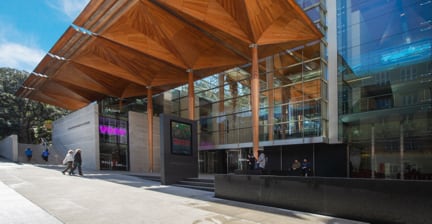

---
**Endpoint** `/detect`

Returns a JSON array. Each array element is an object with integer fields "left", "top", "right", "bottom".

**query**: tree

[{"left": 0, "top": 67, "right": 69, "bottom": 143}]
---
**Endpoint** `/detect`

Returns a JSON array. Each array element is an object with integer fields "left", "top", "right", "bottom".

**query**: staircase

[
  {"left": 173, "top": 178, "right": 215, "bottom": 192},
  {"left": 129, "top": 175, "right": 161, "bottom": 182},
  {"left": 130, "top": 175, "right": 215, "bottom": 192}
]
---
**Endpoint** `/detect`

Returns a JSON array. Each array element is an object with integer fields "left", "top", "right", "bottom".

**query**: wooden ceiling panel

[
  {"left": 42, "top": 82, "right": 92, "bottom": 103},
  {"left": 29, "top": 92, "right": 87, "bottom": 110},
  {"left": 121, "top": 83, "right": 150, "bottom": 98},
  {"left": 101, "top": 0, "right": 248, "bottom": 70},
  {"left": 156, "top": 0, "right": 322, "bottom": 58},
  {"left": 51, "top": 79, "right": 105, "bottom": 102},
  {"left": 100, "top": 2, "right": 188, "bottom": 68},
  {"left": 71, "top": 52, "right": 150, "bottom": 87},
  {"left": 50, "top": 62, "right": 119, "bottom": 97},
  {"left": 70, "top": 62, "right": 135, "bottom": 97},
  {"left": 16, "top": 0, "right": 322, "bottom": 111}
]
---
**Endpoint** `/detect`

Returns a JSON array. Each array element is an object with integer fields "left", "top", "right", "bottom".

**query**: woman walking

[
  {"left": 62, "top": 150, "right": 74, "bottom": 175},
  {"left": 71, "top": 148, "right": 83, "bottom": 176}
]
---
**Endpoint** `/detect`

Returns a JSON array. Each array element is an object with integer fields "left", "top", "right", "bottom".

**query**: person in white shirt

[
  {"left": 257, "top": 152, "right": 266, "bottom": 170},
  {"left": 62, "top": 150, "right": 75, "bottom": 175}
]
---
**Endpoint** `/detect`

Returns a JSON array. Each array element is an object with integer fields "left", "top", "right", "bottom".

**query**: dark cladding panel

[{"left": 160, "top": 114, "right": 198, "bottom": 185}]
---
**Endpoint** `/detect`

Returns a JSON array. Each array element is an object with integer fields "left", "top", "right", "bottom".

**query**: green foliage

[{"left": 0, "top": 67, "right": 70, "bottom": 143}]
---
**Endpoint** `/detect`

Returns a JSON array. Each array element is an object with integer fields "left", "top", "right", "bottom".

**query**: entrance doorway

[
  {"left": 226, "top": 149, "right": 248, "bottom": 173},
  {"left": 199, "top": 150, "right": 226, "bottom": 174},
  {"left": 100, "top": 143, "right": 128, "bottom": 170}
]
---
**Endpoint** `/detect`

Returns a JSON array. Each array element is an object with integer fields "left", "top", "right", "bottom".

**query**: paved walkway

[{"left": 0, "top": 158, "right": 368, "bottom": 224}]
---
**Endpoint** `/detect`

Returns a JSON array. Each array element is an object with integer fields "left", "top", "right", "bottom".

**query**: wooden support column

[
  {"left": 250, "top": 44, "right": 259, "bottom": 160},
  {"left": 147, "top": 87, "right": 154, "bottom": 172},
  {"left": 188, "top": 70, "right": 195, "bottom": 120}
]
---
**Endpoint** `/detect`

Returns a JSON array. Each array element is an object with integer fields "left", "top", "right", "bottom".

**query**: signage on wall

[
  {"left": 170, "top": 120, "right": 192, "bottom": 156},
  {"left": 99, "top": 125, "right": 127, "bottom": 136}
]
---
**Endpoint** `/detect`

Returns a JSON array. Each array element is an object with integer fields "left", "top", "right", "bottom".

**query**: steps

[
  {"left": 130, "top": 175, "right": 161, "bottom": 182},
  {"left": 173, "top": 178, "right": 214, "bottom": 192},
  {"left": 129, "top": 175, "right": 214, "bottom": 192}
]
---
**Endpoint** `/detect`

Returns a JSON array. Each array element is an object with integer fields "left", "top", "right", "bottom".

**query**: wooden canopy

[{"left": 16, "top": 0, "right": 322, "bottom": 111}]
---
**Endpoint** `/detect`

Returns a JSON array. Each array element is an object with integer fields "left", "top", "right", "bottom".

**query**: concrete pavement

[{"left": 0, "top": 158, "right": 368, "bottom": 224}]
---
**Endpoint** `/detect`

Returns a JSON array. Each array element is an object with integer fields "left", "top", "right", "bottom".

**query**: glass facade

[
  {"left": 94, "top": 0, "right": 431, "bottom": 179},
  {"left": 97, "top": 95, "right": 166, "bottom": 171},
  {"left": 165, "top": 0, "right": 327, "bottom": 174},
  {"left": 337, "top": 0, "right": 432, "bottom": 179},
  {"left": 98, "top": 97, "right": 130, "bottom": 170}
]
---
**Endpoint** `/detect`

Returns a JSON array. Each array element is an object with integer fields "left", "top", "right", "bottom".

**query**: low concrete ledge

[{"left": 214, "top": 174, "right": 432, "bottom": 224}]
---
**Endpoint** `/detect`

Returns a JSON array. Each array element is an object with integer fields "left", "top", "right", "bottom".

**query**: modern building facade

[
  {"left": 336, "top": 0, "right": 432, "bottom": 179},
  {"left": 157, "top": 0, "right": 431, "bottom": 179},
  {"left": 18, "top": 0, "right": 431, "bottom": 180}
]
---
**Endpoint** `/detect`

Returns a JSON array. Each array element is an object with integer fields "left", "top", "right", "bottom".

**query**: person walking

[
  {"left": 24, "top": 147, "right": 33, "bottom": 162},
  {"left": 41, "top": 149, "right": 49, "bottom": 162},
  {"left": 62, "top": 150, "right": 74, "bottom": 175},
  {"left": 71, "top": 148, "right": 83, "bottom": 176}
]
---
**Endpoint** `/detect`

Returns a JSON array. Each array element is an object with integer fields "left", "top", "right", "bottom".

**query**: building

[{"left": 16, "top": 0, "right": 432, "bottom": 180}]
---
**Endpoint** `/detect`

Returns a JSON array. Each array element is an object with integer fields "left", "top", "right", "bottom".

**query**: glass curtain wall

[
  {"left": 99, "top": 116, "right": 129, "bottom": 170},
  {"left": 167, "top": 41, "right": 324, "bottom": 148},
  {"left": 99, "top": 98, "right": 129, "bottom": 171},
  {"left": 165, "top": 0, "right": 326, "bottom": 174},
  {"left": 337, "top": 0, "right": 432, "bottom": 179}
]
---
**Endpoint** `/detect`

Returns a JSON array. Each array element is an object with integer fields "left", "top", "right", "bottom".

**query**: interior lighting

[{"left": 380, "top": 42, "right": 431, "bottom": 64}]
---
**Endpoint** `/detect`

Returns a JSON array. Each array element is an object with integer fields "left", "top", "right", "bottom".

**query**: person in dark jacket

[
  {"left": 71, "top": 148, "right": 83, "bottom": 176},
  {"left": 301, "top": 158, "right": 312, "bottom": 177}
]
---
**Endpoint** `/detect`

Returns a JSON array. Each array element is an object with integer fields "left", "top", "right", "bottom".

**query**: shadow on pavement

[{"left": 30, "top": 163, "right": 365, "bottom": 224}]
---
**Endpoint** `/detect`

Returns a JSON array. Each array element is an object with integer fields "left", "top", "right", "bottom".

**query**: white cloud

[
  {"left": 0, "top": 41, "right": 45, "bottom": 72},
  {"left": 0, "top": 0, "right": 89, "bottom": 72},
  {"left": 0, "top": 21, "right": 44, "bottom": 72},
  {"left": 46, "top": 0, "right": 90, "bottom": 20}
]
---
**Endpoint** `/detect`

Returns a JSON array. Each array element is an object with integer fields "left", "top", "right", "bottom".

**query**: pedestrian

[
  {"left": 62, "top": 150, "right": 75, "bottom": 175},
  {"left": 291, "top": 159, "right": 301, "bottom": 175},
  {"left": 247, "top": 152, "right": 256, "bottom": 170},
  {"left": 256, "top": 151, "right": 267, "bottom": 171},
  {"left": 71, "top": 148, "right": 83, "bottom": 176},
  {"left": 301, "top": 158, "right": 312, "bottom": 176},
  {"left": 41, "top": 148, "right": 49, "bottom": 162},
  {"left": 25, "top": 147, "right": 33, "bottom": 162}
]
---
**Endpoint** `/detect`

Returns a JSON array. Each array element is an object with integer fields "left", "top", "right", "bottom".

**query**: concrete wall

[
  {"left": 215, "top": 175, "right": 432, "bottom": 224},
  {"left": 0, "top": 135, "right": 18, "bottom": 162},
  {"left": 17, "top": 143, "right": 62, "bottom": 164},
  {"left": 52, "top": 103, "right": 99, "bottom": 170},
  {"left": 129, "top": 111, "right": 160, "bottom": 173}
]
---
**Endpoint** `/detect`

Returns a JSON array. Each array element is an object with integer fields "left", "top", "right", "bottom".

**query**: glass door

[{"left": 226, "top": 149, "right": 247, "bottom": 173}]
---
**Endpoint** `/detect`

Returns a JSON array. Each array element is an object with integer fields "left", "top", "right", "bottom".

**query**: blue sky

[{"left": 0, "top": 0, "right": 89, "bottom": 72}]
